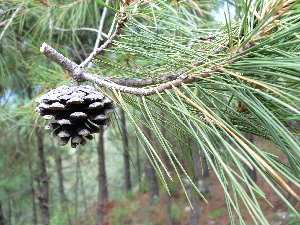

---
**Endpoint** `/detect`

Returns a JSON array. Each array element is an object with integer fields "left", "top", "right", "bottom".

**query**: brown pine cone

[{"left": 35, "top": 85, "right": 114, "bottom": 148}]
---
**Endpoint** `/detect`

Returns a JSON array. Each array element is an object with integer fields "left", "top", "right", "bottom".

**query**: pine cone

[{"left": 35, "top": 85, "right": 115, "bottom": 148}]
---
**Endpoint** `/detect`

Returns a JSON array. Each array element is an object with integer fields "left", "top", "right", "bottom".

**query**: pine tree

[{"left": 1, "top": 0, "right": 300, "bottom": 224}]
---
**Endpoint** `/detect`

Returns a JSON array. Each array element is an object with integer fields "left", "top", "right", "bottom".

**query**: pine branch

[
  {"left": 40, "top": 43, "right": 79, "bottom": 74},
  {"left": 40, "top": 29, "right": 255, "bottom": 95},
  {"left": 39, "top": 6, "right": 268, "bottom": 96},
  {"left": 40, "top": 42, "right": 220, "bottom": 95},
  {"left": 40, "top": 6, "right": 227, "bottom": 94},
  {"left": 105, "top": 61, "right": 205, "bottom": 87},
  {"left": 40, "top": 28, "right": 258, "bottom": 95},
  {"left": 82, "top": 68, "right": 217, "bottom": 96},
  {"left": 40, "top": 13, "right": 222, "bottom": 95},
  {"left": 80, "top": 16, "right": 127, "bottom": 67},
  {"left": 88, "top": 0, "right": 110, "bottom": 68}
]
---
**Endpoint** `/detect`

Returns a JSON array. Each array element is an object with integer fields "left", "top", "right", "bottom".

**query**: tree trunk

[
  {"left": 29, "top": 160, "right": 38, "bottom": 225},
  {"left": 189, "top": 139, "right": 201, "bottom": 225},
  {"left": 189, "top": 195, "right": 200, "bottom": 225},
  {"left": 143, "top": 125, "right": 159, "bottom": 205},
  {"left": 96, "top": 126, "right": 108, "bottom": 225},
  {"left": 56, "top": 154, "right": 68, "bottom": 204},
  {"left": 161, "top": 117, "right": 172, "bottom": 225},
  {"left": 136, "top": 136, "right": 141, "bottom": 192},
  {"left": 78, "top": 147, "right": 88, "bottom": 217},
  {"left": 0, "top": 201, "right": 6, "bottom": 225},
  {"left": 75, "top": 150, "right": 79, "bottom": 222},
  {"left": 165, "top": 178, "right": 172, "bottom": 225},
  {"left": 36, "top": 130, "right": 50, "bottom": 225},
  {"left": 198, "top": 148, "right": 210, "bottom": 194},
  {"left": 53, "top": 144, "right": 72, "bottom": 225},
  {"left": 120, "top": 109, "right": 132, "bottom": 192}
]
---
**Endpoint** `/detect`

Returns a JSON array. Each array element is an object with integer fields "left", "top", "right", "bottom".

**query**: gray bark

[
  {"left": 82, "top": 69, "right": 212, "bottom": 96},
  {"left": 53, "top": 144, "right": 72, "bottom": 225},
  {"left": 136, "top": 136, "right": 141, "bottom": 192},
  {"left": 189, "top": 140, "right": 201, "bottom": 225},
  {"left": 78, "top": 152, "right": 88, "bottom": 218},
  {"left": 189, "top": 197, "right": 200, "bottom": 225},
  {"left": 29, "top": 160, "right": 38, "bottom": 225},
  {"left": 36, "top": 130, "right": 50, "bottom": 225},
  {"left": 75, "top": 150, "right": 79, "bottom": 222},
  {"left": 120, "top": 108, "right": 132, "bottom": 192},
  {"left": 161, "top": 117, "right": 172, "bottom": 225},
  {"left": 56, "top": 154, "right": 68, "bottom": 204},
  {"left": 96, "top": 127, "right": 108, "bottom": 225},
  {"left": 189, "top": 137, "right": 211, "bottom": 225},
  {"left": 198, "top": 148, "right": 210, "bottom": 194},
  {"left": 143, "top": 126, "right": 159, "bottom": 205}
]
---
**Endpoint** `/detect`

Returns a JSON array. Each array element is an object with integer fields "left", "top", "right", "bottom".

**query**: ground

[
  {"left": 79, "top": 137, "right": 300, "bottom": 225},
  {"left": 101, "top": 170, "right": 300, "bottom": 225}
]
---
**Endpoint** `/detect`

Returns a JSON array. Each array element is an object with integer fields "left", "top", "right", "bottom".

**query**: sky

[{"left": 213, "top": 1, "right": 237, "bottom": 24}]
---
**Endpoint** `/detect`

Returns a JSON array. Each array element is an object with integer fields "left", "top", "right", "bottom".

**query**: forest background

[{"left": 0, "top": 0, "right": 300, "bottom": 224}]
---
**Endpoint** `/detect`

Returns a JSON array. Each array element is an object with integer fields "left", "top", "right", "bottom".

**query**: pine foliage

[
  {"left": 1, "top": 0, "right": 300, "bottom": 224},
  {"left": 95, "top": 1, "right": 300, "bottom": 223}
]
